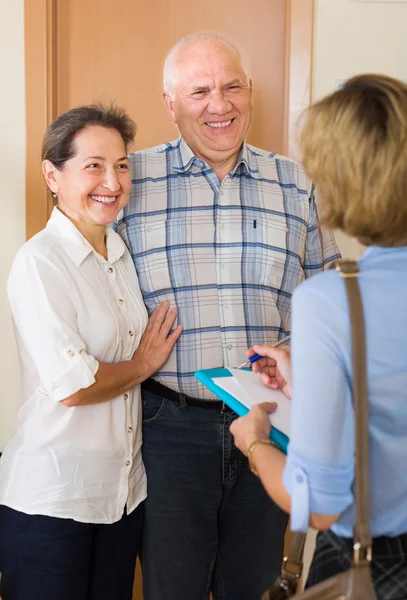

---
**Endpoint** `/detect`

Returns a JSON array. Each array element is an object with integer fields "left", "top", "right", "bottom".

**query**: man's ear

[
  {"left": 42, "top": 160, "right": 60, "bottom": 195},
  {"left": 163, "top": 93, "right": 177, "bottom": 124}
]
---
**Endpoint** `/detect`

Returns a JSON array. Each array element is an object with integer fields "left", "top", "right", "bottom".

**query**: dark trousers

[
  {"left": 307, "top": 529, "right": 407, "bottom": 600},
  {"left": 0, "top": 502, "right": 143, "bottom": 600},
  {"left": 140, "top": 388, "right": 288, "bottom": 600}
]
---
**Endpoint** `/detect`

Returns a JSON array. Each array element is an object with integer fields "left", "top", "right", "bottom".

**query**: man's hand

[
  {"left": 247, "top": 344, "right": 292, "bottom": 398},
  {"left": 230, "top": 402, "right": 276, "bottom": 455}
]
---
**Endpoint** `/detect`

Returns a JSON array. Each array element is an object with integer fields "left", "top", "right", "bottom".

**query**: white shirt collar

[{"left": 46, "top": 207, "right": 126, "bottom": 267}]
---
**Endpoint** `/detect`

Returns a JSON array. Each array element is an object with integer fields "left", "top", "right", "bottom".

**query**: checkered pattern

[
  {"left": 117, "top": 138, "right": 340, "bottom": 398},
  {"left": 307, "top": 530, "right": 407, "bottom": 600}
]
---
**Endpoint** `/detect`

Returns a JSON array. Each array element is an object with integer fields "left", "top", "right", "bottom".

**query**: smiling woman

[
  {"left": 42, "top": 125, "right": 131, "bottom": 257},
  {"left": 41, "top": 105, "right": 135, "bottom": 257},
  {"left": 0, "top": 104, "right": 182, "bottom": 600}
]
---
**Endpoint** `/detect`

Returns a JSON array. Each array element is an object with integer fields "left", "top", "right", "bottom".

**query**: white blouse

[{"left": 0, "top": 207, "right": 148, "bottom": 524}]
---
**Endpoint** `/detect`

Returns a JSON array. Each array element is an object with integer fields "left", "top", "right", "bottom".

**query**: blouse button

[
  {"left": 296, "top": 474, "right": 304, "bottom": 484},
  {"left": 129, "top": 331, "right": 134, "bottom": 337},
  {"left": 107, "top": 267, "right": 114, "bottom": 274},
  {"left": 127, "top": 426, "right": 133, "bottom": 433},
  {"left": 118, "top": 298, "right": 125, "bottom": 305},
  {"left": 67, "top": 349, "right": 75, "bottom": 357},
  {"left": 125, "top": 460, "right": 131, "bottom": 467},
  {"left": 124, "top": 393, "right": 129, "bottom": 400},
  {"left": 227, "top": 344, "right": 232, "bottom": 350},
  {"left": 147, "top": 227, "right": 152, "bottom": 232}
]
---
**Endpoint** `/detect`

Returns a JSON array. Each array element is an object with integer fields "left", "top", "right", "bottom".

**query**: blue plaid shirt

[{"left": 117, "top": 138, "right": 340, "bottom": 398}]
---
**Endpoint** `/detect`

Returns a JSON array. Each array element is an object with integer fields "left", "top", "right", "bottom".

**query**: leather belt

[{"left": 142, "top": 378, "right": 233, "bottom": 411}]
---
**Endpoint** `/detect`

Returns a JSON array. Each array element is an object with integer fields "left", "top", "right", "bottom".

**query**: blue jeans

[
  {"left": 141, "top": 388, "right": 288, "bottom": 600},
  {"left": 0, "top": 503, "right": 143, "bottom": 600}
]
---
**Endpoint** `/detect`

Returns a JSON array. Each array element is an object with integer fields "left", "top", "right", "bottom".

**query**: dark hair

[{"left": 41, "top": 104, "right": 136, "bottom": 169}]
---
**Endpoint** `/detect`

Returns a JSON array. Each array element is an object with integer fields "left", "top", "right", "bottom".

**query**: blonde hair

[{"left": 301, "top": 74, "right": 407, "bottom": 247}]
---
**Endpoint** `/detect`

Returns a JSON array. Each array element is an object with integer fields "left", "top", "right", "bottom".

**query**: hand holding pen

[
  {"left": 239, "top": 339, "right": 293, "bottom": 398},
  {"left": 237, "top": 334, "right": 291, "bottom": 369}
]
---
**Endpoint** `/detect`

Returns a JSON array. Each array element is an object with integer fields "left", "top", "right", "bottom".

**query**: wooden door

[
  {"left": 56, "top": 0, "right": 286, "bottom": 151},
  {"left": 24, "top": 2, "right": 314, "bottom": 598}
]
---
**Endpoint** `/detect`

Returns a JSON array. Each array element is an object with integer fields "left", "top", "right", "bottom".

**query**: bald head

[{"left": 163, "top": 32, "right": 249, "bottom": 96}]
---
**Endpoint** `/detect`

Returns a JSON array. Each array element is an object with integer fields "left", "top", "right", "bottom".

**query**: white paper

[{"left": 213, "top": 368, "right": 291, "bottom": 435}]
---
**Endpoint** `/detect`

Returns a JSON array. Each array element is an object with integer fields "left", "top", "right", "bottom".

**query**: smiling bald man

[{"left": 116, "top": 31, "right": 340, "bottom": 600}]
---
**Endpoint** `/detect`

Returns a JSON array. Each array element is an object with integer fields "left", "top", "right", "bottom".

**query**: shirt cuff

[
  {"left": 283, "top": 448, "right": 354, "bottom": 532},
  {"left": 49, "top": 345, "right": 99, "bottom": 402}
]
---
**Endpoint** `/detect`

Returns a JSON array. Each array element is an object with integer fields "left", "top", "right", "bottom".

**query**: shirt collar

[
  {"left": 172, "top": 138, "right": 202, "bottom": 172},
  {"left": 359, "top": 244, "right": 407, "bottom": 264},
  {"left": 46, "top": 207, "right": 126, "bottom": 267},
  {"left": 233, "top": 142, "right": 262, "bottom": 179},
  {"left": 172, "top": 137, "right": 261, "bottom": 179}
]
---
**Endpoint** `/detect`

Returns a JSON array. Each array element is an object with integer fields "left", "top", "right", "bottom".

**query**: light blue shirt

[{"left": 283, "top": 246, "right": 407, "bottom": 537}]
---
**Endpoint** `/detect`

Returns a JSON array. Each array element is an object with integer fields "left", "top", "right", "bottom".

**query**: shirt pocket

[{"left": 240, "top": 216, "right": 292, "bottom": 290}]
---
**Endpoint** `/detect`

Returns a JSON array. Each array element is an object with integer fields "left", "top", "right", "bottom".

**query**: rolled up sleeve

[
  {"left": 8, "top": 252, "right": 99, "bottom": 402},
  {"left": 283, "top": 450, "right": 354, "bottom": 532},
  {"left": 48, "top": 344, "right": 99, "bottom": 402}
]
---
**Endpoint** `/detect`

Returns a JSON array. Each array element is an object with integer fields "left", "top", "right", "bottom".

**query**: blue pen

[{"left": 237, "top": 334, "right": 291, "bottom": 369}]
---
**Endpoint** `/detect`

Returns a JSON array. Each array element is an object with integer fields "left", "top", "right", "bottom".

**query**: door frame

[
  {"left": 25, "top": 0, "right": 314, "bottom": 239},
  {"left": 25, "top": 0, "right": 58, "bottom": 239}
]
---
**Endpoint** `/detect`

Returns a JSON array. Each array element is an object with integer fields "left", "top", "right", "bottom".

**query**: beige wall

[
  {"left": 0, "top": 0, "right": 25, "bottom": 450},
  {"left": 313, "top": 0, "right": 407, "bottom": 259},
  {"left": 313, "top": 0, "right": 407, "bottom": 100}
]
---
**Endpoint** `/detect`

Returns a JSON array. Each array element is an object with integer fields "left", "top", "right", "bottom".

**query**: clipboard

[{"left": 195, "top": 368, "right": 289, "bottom": 454}]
